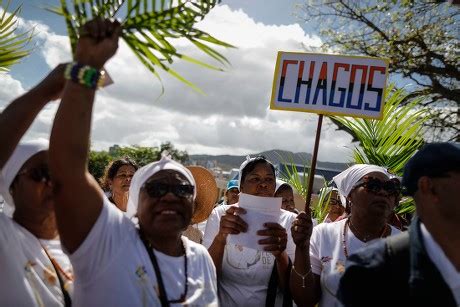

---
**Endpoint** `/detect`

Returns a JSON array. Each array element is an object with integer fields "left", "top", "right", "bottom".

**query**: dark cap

[{"left": 402, "top": 142, "right": 460, "bottom": 196}]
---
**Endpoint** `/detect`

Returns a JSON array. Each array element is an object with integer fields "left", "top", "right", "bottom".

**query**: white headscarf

[
  {"left": 0, "top": 140, "right": 49, "bottom": 216},
  {"left": 238, "top": 155, "right": 275, "bottom": 190},
  {"left": 275, "top": 179, "right": 291, "bottom": 193},
  {"left": 320, "top": 186, "right": 345, "bottom": 208},
  {"left": 333, "top": 164, "right": 394, "bottom": 205},
  {"left": 125, "top": 156, "right": 196, "bottom": 219}
]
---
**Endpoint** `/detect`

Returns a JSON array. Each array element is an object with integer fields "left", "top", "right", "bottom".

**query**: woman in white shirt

[
  {"left": 203, "top": 156, "right": 297, "bottom": 306},
  {"left": 48, "top": 19, "right": 217, "bottom": 306},
  {"left": 0, "top": 63, "right": 73, "bottom": 306},
  {"left": 290, "top": 164, "right": 402, "bottom": 307}
]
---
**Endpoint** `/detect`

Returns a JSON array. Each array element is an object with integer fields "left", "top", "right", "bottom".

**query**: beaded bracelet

[
  {"left": 292, "top": 265, "right": 312, "bottom": 288},
  {"left": 64, "top": 62, "right": 105, "bottom": 89}
]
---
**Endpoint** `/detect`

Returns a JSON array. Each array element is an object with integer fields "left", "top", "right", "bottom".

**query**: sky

[{"left": 1, "top": 0, "right": 358, "bottom": 163}]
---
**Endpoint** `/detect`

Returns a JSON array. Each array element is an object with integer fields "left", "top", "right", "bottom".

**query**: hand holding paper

[{"left": 227, "top": 193, "right": 284, "bottom": 251}]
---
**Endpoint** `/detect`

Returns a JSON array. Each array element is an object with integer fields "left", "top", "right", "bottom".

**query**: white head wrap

[
  {"left": 333, "top": 164, "right": 394, "bottom": 205},
  {"left": 319, "top": 186, "right": 345, "bottom": 208},
  {"left": 238, "top": 155, "right": 275, "bottom": 190},
  {"left": 275, "top": 179, "right": 291, "bottom": 193},
  {"left": 126, "top": 156, "right": 196, "bottom": 219},
  {"left": 0, "top": 140, "right": 49, "bottom": 216}
]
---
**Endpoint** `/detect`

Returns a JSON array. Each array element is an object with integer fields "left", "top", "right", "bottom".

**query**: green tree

[
  {"left": 88, "top": 142, "right": 189, "bottom": 180},
  {"left": 88, "top": 150, "right": 112, "bottom": 182},
  {"left": 298, "top": 0, "right": 459, "bottom": 141},
  {"left": 331, "top": 85, "right": 431, "bottom": 213},
  {"left": 0, "top": 1, "right": 33, "bottom": 72},
  {"left": 49, "top": 0, "right": 234, "bottom": 94},
  {"left": 281, "top": 85, "right": 430, "bottom": 218}
]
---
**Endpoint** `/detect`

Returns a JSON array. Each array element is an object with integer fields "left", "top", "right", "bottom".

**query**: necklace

[
  {"left": 342, "top": 218, "right": 389, "bottom": 258},
  {"left": 139, "top": 231, "right": 188, "bottom": 307},
  {"left": 41, "top": 245, "right": 73, "bottom": 307}
]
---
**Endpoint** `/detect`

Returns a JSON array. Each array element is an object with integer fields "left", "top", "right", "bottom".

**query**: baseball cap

[
  {"left": 226, "top": 179, "right": 239, "bottom": 191},
  {"left": 402, "top": 142, "right": 460, "bottom": 196}
]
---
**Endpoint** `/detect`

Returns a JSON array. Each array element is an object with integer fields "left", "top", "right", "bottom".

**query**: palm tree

[
  {"left": 331, "top": 85, "right": 430, "bottom": 177},
  {"left": 0, "top": 1, "right": 33, "bottom": 72},
  {"left": 281, "top": 85, "right": 430, "bottom": 219},
  {"left": 331, "top": 85, "right": 430, "bottom": 214},
  {"left": 49, "top": 0, "right": 234, "bottom": 94}
]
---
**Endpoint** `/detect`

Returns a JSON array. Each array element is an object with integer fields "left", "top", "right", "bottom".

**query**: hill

[{"left": 189, "top": 149, "right": 348, "bottom": 171}]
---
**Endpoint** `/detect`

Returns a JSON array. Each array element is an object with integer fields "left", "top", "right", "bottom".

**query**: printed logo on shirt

[{"left": 225, "top": 245, "right": 275, "bottom": 270}]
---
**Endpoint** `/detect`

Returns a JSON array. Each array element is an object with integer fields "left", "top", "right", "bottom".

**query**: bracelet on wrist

[
  {"left": 292, "top": 265, "right": 312, "bottom": 288},
  {"left": 64, "top": 62, "right": 105, "bottom": 89}
]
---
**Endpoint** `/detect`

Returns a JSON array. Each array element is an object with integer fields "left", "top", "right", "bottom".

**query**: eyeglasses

[
  {"left": 142, "top": 182, "right": 194, "bottom": 198},
  {"left": 329, "top": 198, "right": 342, "bottom": 206},
  {"left": 16, "top": 165, "right": 51, "bottom": 183},
  {"left": 354, "top": 177, "right": 401, "bottom": 196}
]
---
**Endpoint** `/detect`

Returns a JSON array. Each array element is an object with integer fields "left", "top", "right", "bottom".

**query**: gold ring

[{"left": 294, "top": 225, "right": 298, "bottom": 232}]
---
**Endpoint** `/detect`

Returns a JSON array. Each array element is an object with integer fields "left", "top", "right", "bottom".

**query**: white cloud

[
  {"left": 0, "top": 74, "right": 25, "bottom": 104},
  {"left": 4, "top": 4, "right": 354, "bottom": 163}
]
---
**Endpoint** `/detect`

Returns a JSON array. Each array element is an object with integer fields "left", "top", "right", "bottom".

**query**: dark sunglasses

[
  {"left": 354, "top": 177, "right": 401, "bottom": 195},
  {"left": 142, "top": 182, "right": 194, "bottom": 198},
  {"left": 16, "top": 165, "right": 51, "bottom": 183}
]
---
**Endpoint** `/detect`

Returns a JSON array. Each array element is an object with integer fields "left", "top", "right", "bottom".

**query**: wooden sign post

[{"left": 270, "top": 52, "right": 389, "bottom": 210}]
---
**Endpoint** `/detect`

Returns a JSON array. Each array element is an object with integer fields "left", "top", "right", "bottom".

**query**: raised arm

[
  {"left": 0, "top": 64, "right": 66, "bottom": 167},
  {"left": 49, "top": 19, "right": 121, "bottom": 253}
]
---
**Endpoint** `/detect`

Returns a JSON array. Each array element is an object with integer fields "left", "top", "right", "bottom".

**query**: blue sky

[{"left": 1, "top": 0, "right": 357, "bottom": 163}]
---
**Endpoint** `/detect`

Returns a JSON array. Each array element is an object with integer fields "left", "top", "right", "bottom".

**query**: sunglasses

[
  {"left": 16, "top": 165, "right": 51, "bottom": 183},
  {"left": 142, "top": 182, "right": 194, "bottom": 198},
  {"left": 329, "top": 198, "right": 342, "bottom": 206},
  {"left": 354, "top": 177, "right": 401, "bottom": 196}
]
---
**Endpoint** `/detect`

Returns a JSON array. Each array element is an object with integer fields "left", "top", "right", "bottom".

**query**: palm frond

[
  {"left": 331, "top": 84, "right": 431, "bottom": 213},
  {"left": 0, "top": 0, "right": 33, "bottom": 72},
  {"left": 331, "top": 85, "right": 430, "bottom": 176},
  {"left": 51, "top": 0, "right": 235, "bottom": 93},
  {"left": 277, "top": 152, "right": 310, "bottom": 200}
]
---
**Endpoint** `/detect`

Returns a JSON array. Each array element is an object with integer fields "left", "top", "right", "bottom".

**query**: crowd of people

[{"left": 0, "top": 18, "right": 459, "bottom": 307}]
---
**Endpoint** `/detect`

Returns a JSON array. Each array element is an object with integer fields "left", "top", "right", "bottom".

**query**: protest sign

[
  {"left": 270, "top": 52, "right": 389, "bottom": 210},
  {"left": 270, "top": 52, "right": 389, "bottom": 119}
]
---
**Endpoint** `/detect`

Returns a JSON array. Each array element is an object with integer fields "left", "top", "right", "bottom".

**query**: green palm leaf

[
  {"left": 331, "top": 84, "right": 430, "bottom": 214},
  {"left": 0, "top": 0, "right": 33, "bottom": 72},
  {"left": 50, "top": 0, "right": 235, "bottom": 93}
]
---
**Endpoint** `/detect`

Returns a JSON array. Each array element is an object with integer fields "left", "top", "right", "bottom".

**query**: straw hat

[{"left": 187, "top": 166, "right": 218, "bottom": 224}]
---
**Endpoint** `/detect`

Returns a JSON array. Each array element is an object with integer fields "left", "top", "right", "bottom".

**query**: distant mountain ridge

[{"left": 189, "top": 149, "right": 349, "bottom": 171}]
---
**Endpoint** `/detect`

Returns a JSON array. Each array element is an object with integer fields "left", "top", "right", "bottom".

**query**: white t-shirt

[
  {"left": 203, "top": 204, "right": 297, "bottom": 307},
  {"left": 0, "top": 213, "right": 73, "bottom": 306},
  {"left": 310, "top": 218, "right": 400, "bottom": 307},
  {"left": 69, "top": 197, "right": 218, "bottom": 307}
]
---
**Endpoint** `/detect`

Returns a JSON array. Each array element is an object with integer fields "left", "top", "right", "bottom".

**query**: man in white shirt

[{"left": 338, "top": 142, "right": 460, "bottom": 307}]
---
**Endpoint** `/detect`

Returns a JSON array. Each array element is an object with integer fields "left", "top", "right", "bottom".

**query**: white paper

[{"left": 227, "top": 193, "right": 282, "bottom": 250}]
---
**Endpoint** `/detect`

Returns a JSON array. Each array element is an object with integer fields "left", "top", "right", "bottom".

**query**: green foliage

[
  {"left": 88, "top": 150, "right": 112, "bottom": 182},
  {"left": 49, "top": 0, "right": 234, "bottom": 93},
  {"left": 0, "top": 0, "right": 33, "bottom": 72},
  {"left": 313, "top": 184, "right": 334, "bottom": 223},
  {"left": 278, "top": 153, "right": 309, "bottom": 200},
  {"left": 279, "top": 86, "right": 428, "bottom": 217},
  {"left": 88, "top": 142, "right": 188, "bottom": 181},
  {"left": 331, "top": 85, "right": 430, "bottom": 214},
  {"left": 298, "top": 0, "right": 460, "bottom": 141},
  {"left": 331, "top": 85, "right": 430, "bottom": 176}
]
